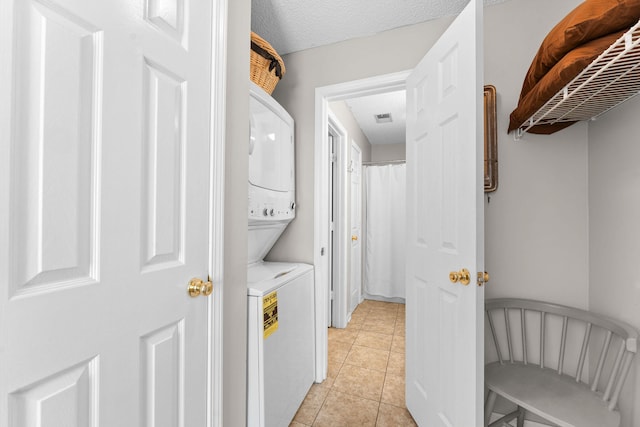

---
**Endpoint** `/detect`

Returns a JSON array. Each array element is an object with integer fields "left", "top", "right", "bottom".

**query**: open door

[
  {"left": 405, "top": 0, "right": 485, "bottom": 425},
  {"left": 349, "top": 141, "right": 362, "bottom": 314}
]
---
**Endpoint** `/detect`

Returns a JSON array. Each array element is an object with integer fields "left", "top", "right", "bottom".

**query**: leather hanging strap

[{"left": 251, "top": 41, "right": 284, "bottom": 79}]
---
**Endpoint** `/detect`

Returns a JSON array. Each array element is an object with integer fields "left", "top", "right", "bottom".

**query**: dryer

[
  {"left": 246, "top": 82, "right": 315, "bottom": 427},
  {"left": 248, "top": 81, "right": 295, "bottom": 264}
]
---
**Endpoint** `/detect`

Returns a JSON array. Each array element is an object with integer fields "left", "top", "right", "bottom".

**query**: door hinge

[
  {"left": 330, "top": 290, "right": 334, "bottom": 301},
  {"left": 330, "top": 153, "right": 337, "bottom": 163}
]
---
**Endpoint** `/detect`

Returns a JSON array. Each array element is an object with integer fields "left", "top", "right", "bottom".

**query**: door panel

[
  {"left": 9, "top": 358, "right": 98, "bottom": 427},
  {"left": 141, "top": 321, "right": 185, "bottom": 426},
  {"left": 145, "top": 0, "right": 186, "bottom": 45},
  {"left": 405, "top": 0, "right": 484, "bottom": 425},
  {"left": 141, "top": 59, "right": 186, "bottom": 271},
  {"left": 0, "top": 0, "right": 214, "bottom": 424},
  {"left": 9, "top": 0, "right": 100, "bottom": 296}
]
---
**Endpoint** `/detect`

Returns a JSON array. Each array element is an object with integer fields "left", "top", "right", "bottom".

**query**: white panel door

[
  {"left": 0, "top": 0, "right": 215, "bottom": 425},
  {"left": 405, "top": 0, "right": 484, "bottom": 425},
  {"left": 349, "top": 142, "right": 362, "bottom": 314}
]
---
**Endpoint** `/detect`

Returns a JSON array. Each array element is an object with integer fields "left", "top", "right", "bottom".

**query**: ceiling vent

[{"left": 374, "top": 113, "right": 393, "bottom": 124}]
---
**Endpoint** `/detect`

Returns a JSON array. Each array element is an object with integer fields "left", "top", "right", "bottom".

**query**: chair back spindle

[
  {"left": 592, "top": 330, "right": 612, "bottom": 392},
  {"left": 540, "top": 311, "right": 546, "bottom": 369},
  {"left": 558, "top": 316, "right": 568, "bottom": 375},
  {"left": 505, "top": 307, "right": 514, "bottom": 364},
  {"left": 575, "top": 322, "right": 591, "bottom": 382},
  {"left": 521, "top": 308, "right": 528, "bottom": 365}
]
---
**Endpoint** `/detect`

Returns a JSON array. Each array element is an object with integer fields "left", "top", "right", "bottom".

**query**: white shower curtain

[{"left": 363, "top": 163, "right": 406, "bottom": 299}]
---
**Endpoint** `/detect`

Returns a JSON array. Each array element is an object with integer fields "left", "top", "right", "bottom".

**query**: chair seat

[{"left": 486, "top": 362, "right": 620, "bottom": 427}]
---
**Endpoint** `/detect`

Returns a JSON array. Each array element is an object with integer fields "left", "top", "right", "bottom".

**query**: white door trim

[
  {"left": 327, "top": 110, "right": 349, "bottom": 329},
  {"left": 208, "top": 0, "right": 227, "bottom": 426},
  {"left": 313, "top": 70, "right": 410, "bottom": 382}
]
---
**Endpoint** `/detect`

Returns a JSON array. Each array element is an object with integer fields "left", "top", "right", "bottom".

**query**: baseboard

[{"left": 363, "top": 293, "right": 405, "bottom": 304}]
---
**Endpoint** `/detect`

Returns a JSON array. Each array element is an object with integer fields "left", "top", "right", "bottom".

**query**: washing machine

[
  {"left": 247, "top": 82, "right": 315, "bottom": 427},
  {"left": 247, "top": 262, "right": 314, "bottom": 427}
]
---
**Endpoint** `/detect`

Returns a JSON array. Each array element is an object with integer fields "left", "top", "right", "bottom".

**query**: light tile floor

[{"left": 291, "top": 300, "right": 417, "bottom": 427}]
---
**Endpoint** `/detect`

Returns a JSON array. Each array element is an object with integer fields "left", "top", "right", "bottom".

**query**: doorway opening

[
  {"left": 327, "top": 110, "right": 349, "bottom": 328},
  {"left": 326, "top": 115, "right": 349, "bottom": 328},
  {"left": 312, "top": 70, "right": 410, "bottom": 382}
]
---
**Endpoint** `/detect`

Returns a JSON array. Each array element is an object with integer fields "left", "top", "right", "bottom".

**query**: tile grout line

[{"left": 298, "top": 301, "right": 406, "bottom": 426}]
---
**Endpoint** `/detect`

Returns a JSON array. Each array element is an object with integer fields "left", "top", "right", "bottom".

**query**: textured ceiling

[
  {"left": 252, "top": 0, "right": 509, "bottom": 147},
  {"left": 343, "top": 91, "right": 407, "bottom": 145},
  {"left": 252, "top": 0, "right": 508, "bottom": 55}
]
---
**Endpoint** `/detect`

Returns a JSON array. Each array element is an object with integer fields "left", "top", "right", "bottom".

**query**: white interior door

[
  {"left": 405, "top": 0, "right": 484, "bottom": 425},
  {"left": 0, "top": 0, "right": 214, "bottom": 424},
  {"left": 349, "top": 142, "right": 362, "bottom": 314},
  {"left": 328, "top": 132, "right": 336, "bottom": 327}
]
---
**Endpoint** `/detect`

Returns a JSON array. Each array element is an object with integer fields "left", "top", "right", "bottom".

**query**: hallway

[{"left": 291, "top": 300, "right": 416, "bottom": 426}]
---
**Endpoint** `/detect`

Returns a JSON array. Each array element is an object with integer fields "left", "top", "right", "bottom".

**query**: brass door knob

[
  {"left": 352, "top": 235, "right": 358, "bottom": 241},
  {"left": 449, "top": 268, "right": 471, "bottom": 285},
  {"left": 188, "top": 277, "right": 213, "bottom": 297},
  {"left": 477, "top": 271, "right": 490, "bottom": 286}
]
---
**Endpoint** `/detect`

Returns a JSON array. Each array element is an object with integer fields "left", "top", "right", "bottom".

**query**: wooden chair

[{"left": 485, "top": 298, "right": 638, "bottom": 427}]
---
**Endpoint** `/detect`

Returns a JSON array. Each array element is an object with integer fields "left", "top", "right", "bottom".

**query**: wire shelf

[{"left": 516, "top": 20, "right": 640, "bottom": 139}]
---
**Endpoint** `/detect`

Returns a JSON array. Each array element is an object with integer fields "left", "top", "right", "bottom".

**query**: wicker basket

[{"left": 250, "top": 32, "right": 286, "bottom": 94}]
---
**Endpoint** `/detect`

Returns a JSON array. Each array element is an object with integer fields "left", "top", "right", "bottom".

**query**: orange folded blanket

[
  {"left": 509, "top": 31, "right": 624, "bottom": 134},
  {"left": 510, "top": 0, "right": 640, "bottom": 135},
  {"left": 520, "top": 0, "right": 640, "bottom": 103}
]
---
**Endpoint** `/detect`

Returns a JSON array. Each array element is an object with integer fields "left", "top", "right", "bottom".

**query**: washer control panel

[{"left": 248, "top": 185, "right": 295, "bottom": 221}]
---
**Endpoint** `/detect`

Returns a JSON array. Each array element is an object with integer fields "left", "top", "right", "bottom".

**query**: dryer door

[{"left": 249, "top": 95, "right": 294, "bottom": 193}]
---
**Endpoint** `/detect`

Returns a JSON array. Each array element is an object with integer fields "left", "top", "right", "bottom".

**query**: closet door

[
  {"left": 349, "top": 142, "right": 362, "bottom": 314},
  {"left": 405, "top": 0, "right": 485, "bottom": 425},
  {"left": 0, "top": 0, "right": 215, "bottom": 424}
]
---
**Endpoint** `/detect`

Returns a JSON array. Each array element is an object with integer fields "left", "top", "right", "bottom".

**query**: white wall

[
  {"left": 222, "top": 0, "right": 250, "bottom": 425},
  {"left": 482, "top": 0, "right": 589, "bottom": 307},
  {"left": 371, "top": 143, "right": 406, "bottom": 162},
  {"left": 588, "top": 94, "right": 640, "bottom": 427},
  {"left": 328, "top": 100, "right": 372, "bottom": 162},
  {"left": 270, "top": 16, "right": 454, "bottom": 264}
]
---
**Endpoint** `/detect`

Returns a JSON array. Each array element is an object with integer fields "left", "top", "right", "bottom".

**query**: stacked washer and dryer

[{"left": 246, "top": 82, "right": 315, "bottom": 427}]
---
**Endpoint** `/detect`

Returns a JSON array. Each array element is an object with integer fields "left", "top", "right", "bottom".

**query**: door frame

[
  {"left": 208, "top": 0, "right": 227, "bottom": 425},
  {"left": 348, "top": 140, "right": 362, "bottom": 314},
  {"left": 313, "top": 70, "right": 410, "bottom": 382},
  {"left": 327, "top": 110, "right": 349, "bottom": 329}
]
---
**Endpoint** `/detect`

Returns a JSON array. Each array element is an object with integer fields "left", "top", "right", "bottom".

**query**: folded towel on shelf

[
  {"left": 520, "top": 0, "right": 640, "bottom": 102},
  {"left": 509, "top": 31, "right": 624, "bottom": 134}
]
